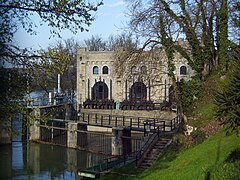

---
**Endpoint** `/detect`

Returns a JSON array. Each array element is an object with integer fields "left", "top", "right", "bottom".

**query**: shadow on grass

[{"left": 225, "top": 148, "right": 240, "bottom": 163}]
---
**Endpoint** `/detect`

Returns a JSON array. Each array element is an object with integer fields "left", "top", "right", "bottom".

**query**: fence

[
  {"left": 76, "top": 130, "right": 113, "bottom": 155},
  {"left": 80, "top": 126, "right": 162, "bottom": 176},
  {"left": 39, "top": 121, "right": 67, "bottom": 146},
  {"left": 80, "top": 112, "right": 180, "bottom": 132},
  {"left": 38, "top": 120, "right": 144, "bottom": 155},
  {"left": 79, "top": 113, "right": 182, "bottom": 176}
]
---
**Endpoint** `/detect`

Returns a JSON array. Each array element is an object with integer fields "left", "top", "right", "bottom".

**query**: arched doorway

[
  {"left": 92, "top": 81, "right": 108, "bottom": 101},
  {"left": 130, "top": 82, "right": 147, "bottom": 102}
]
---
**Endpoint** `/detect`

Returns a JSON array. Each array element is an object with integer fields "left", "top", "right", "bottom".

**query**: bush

[
  {"left": 191, "top": 130, "right": 207, "bottom": 144},
  {"left": 180, "top": 78, "right": 202, "bottom": 110}
]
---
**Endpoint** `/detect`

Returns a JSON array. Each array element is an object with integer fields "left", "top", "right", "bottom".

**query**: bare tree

[{"left": 126, "top": 0, "right": 237, "bottom": 78}]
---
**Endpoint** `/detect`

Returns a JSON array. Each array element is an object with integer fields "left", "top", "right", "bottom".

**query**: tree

[
  {"left": 0, "top": 0, "right": 102, "bottom": 63},
  {"left": 84, "top": 35, "right": 107, "bottom": 51},
  {"left": 84, "top": 33, "right": 139, "bottom": 51},
  {"left": 0, "top": 0, "right": 103, "bottom": 143},
  {"left": 214, "top": 60, "right": 240, "bottom": 135},
  {"left": 126, "top": 0, "right": 237, "bottom": 78},
  {"left": 121, "top": 0, "right": 238, "bottom": 118},
  {"left": 32, "top": 38, "right": 81, "bottom": 99}
]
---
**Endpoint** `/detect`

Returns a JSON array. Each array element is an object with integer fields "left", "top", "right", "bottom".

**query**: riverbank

[{"left": 100, "top": 129, "right": 240, "bottom": 179}]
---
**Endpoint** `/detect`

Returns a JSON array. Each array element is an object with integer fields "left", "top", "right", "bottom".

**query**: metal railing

[
  {"left": 80, "top": 127, "right": 161, "bottom": 175},
  {"left": 76, "top": 130, "right": 113, "bottom": 155},
  {"left": 79, "top": 114, "right": 182, "bottom": 175},
  {"left": 135, "top": 126, "right": 161, "bottom": 166},
  {"left": 80, "top": 112, "right": 180, "bottom": 132},
  {"left": 39, "top": 121, "right": 67, "bottom": 146}
]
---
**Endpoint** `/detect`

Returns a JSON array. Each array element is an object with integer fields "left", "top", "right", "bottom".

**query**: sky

[{"left": 14, "top": 0, "right": 129, "bottom": 50}]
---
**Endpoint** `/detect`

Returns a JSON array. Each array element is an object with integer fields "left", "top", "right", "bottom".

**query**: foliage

[
  {"left": 214, "top": 61, "right": 240, "bottom": 135},
  {"left": 0, "top": 0, "right": 102, "bottom": 128},
  {"left": 218, "top": 0, "right": 229, "bottom": 72},
  {"left": 0, "top": 68, "right": 28, "bottom": 121},
  {"left": 101, "top": 130, "right": 240, "bottom": 180},
  {"left": 126, "top": 0, "right": 237, "bottom": 79},
  {"left": 84, "top": 33, "right": 139, "bottom": 51},
  {"left": 180, "top": 78, "right": 202, "bottom": 110},
  {"left": 0, "top": 0, "right": 103, "bottom": 68},
  {"left": 31, "top": 47, "right": 71, "bottom": 91},
  {"left": 191, "top": 130, "right": 207, "bottom": 145}
]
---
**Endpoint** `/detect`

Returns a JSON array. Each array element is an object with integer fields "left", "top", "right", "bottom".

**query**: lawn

[{"left": 101, "top": 130, "right": 240, "bottom": 179}]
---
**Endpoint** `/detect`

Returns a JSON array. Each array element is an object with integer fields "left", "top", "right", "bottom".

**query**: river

[{"left": 0, "top": 116, "right": 107, "bottom": 179}]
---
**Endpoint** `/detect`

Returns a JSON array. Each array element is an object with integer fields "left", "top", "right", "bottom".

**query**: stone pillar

[
  {"left": 111, "top": 127, "right": 131, "bottom": 156},
  {"left": 67, "top": 122, "right": 78, "bottom": 148},
  {"left": 112, "top": 127, "right": 123, "bottom": 156},
  {"left": 29, "top": 108, "right": 40, "bottom": 141},
  {"left": 29, "top": 121, "right": 40, "bottom": 141}
]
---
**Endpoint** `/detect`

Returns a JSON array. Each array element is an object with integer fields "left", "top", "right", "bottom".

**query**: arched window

[
  {"left": 102, "top": 66, "right": 109, "bottom": 74},
  {"left": 131, "top": 66, "right": 137, "bottom": 74},
  {"left": 180, "top": 66, "right": 187, "bottom": 75},
  {"left": 93, "top": 66, "right": 99, "bottom": 74},
  {"left": 141, "top": 66, "right": 147, "bottom": 74}
]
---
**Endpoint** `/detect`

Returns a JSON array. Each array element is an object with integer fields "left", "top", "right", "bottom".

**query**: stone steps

[{"left": 138, "top": 138, "right": 171, "bottom": 170}]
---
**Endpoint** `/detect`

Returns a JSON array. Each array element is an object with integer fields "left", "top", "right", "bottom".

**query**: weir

[{"left": 26, "top": 105, "right": 181, "bottom": 178}]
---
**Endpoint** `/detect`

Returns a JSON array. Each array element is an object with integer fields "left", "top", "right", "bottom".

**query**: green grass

[
  {"left": 100, "top": 130, "right": 240, "bottom": 180},
  {"left": 188, "top": 100, "right": 216, "bottom": 128}
]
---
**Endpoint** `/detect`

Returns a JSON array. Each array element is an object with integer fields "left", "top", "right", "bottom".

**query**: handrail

[
  {"left": 135, "top": 126, "right": 160, "bottom": 166},
  {"left": 80, "top": 126, "right": 161, "bottom": 174},
  {"left": 80, "top": 112, "right": 179, "bottom": 133}
]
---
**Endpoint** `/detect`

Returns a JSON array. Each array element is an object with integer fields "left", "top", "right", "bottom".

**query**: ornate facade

[{"left": 77, "top": 39, "right": 194, "bottom": 110}]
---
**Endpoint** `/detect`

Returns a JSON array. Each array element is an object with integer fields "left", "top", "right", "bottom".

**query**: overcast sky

[{"left": 14, "top": 0, "right": 129, "bottom": 50}]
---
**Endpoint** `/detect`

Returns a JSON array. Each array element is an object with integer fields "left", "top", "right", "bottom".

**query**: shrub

[
  {"left": 180, "top": 78, "right": 202, "bottom": 111},
  {"left": 191, "top": 130, "right": 207, "bottom": 144}
]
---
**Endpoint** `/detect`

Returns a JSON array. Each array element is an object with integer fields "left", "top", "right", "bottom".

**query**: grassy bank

[
  {"left": 100, "top": 68, "right": 240, "bottom": 179},
  {"left": 101, "top": 130, "right": 240, "bottom": 179}
]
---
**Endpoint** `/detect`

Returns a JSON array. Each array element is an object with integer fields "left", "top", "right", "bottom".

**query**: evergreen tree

[{"left": 215, "top": 61, "right": 240, "bottom": 135}]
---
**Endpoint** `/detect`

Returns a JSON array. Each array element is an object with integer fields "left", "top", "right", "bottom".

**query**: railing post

[
  {"left": 137, "top": 117, "right": 140, "bottom": 128},
  {"left": 130, "top": 118, "right": 132, "bottom": 129},
  {"left": 95, "top": 114, "right": 97, "bottom": 124},
  {"left": 171, "top": 120, "right": 173, "bottom": 131},
  {"left": 109, "top": 115, "right": 111, "bottom": 125},
  {"left": 123, "top": 116, "right": 125, "bottom": 126},
  {"left": 82, "top": 113, "right": 85, "bottom": 121},
  {"left": 87, "top": 114, "right": 90, "bottom": 124},
  {"left": 174, "top": 118, "right": 176, "bottom": 129},
  {"left": 101, "top": 115, "right": 103, "bottom": 126},
  {"left": 107, "top": 158, "right": 108, "bottom": 170},
  {"left": 153, "top": 119, "right": 156, "bottom": 132},
  {"left": 115, "top": 117, "right": 117, "bottom": 127},
  {"left": 163, "top": 121, "right": 166, "bottom": 132},
  {"left": 51, "top": 121, "right": 54, "bottom": 143}
]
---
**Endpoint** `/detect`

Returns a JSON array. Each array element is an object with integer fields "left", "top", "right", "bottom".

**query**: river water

[{"left": 0, "top": 117, "right": 107, "bottom": 179}]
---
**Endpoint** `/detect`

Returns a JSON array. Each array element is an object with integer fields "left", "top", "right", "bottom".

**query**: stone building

[{"left": 76, "top": 39, "right": 194, "bottom": 111}]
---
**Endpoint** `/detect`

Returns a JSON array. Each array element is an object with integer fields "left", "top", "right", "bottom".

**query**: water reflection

[{"left": 0, "top": 142, "right": 107, "bottom": 179}]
